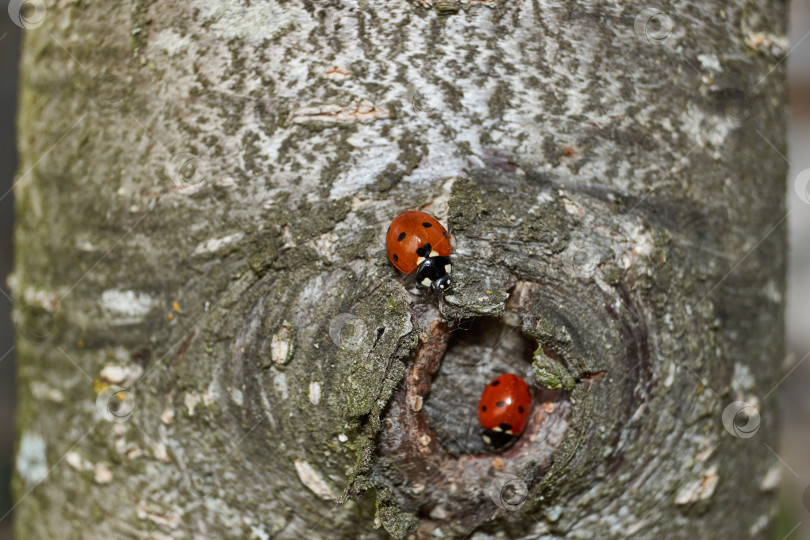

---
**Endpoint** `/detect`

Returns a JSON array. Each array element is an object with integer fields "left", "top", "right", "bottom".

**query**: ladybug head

[
  {"left": 481, "top": 429, "right": 517, "bottom": 451},
  {"left": 416, "top": 256, "right": 453, "bottom": 291},
  {"left": 432, "top": 273, "right": 453, "bottom": 291}
]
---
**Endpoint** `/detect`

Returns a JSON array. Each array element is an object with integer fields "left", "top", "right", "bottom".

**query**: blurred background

[
  {"left": 0, "top": 2, "right": 809, "bottom": 540},
  {"left": 775, "top": 0, "right": 810, "bottom": 536},
  {"left": 0, "top": 5, "right": 19, "bottom": 540}
]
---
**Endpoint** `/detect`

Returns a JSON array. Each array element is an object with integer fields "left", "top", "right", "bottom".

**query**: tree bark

[{"left": 11, "top": 0, "right": 788, "bottom": 538}]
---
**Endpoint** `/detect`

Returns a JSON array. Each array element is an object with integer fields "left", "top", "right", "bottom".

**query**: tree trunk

[{"left": 10, "top": 1, "right": 788, "bottom": 538}]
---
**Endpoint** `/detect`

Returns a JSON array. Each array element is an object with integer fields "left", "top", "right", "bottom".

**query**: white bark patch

[
  {"left": 746, "top": 32, "right": 789, "bottom": 53},
  {"left": 762, "top": 279, "right": 782, "bottom": 303},
  {"left": 100, "top": 289, "right": 156, "bottom": 325},
  {"left": 759, "top": 463, "right": 782, "bottom": 491},
  {"left": 136, "top": 501, "right": 183, "bottom": 528},
  {"left": 695, "top": 441, "right": 715, "bottom": 462},
  {"left": 274, "top": 370, "right": 289, "bottom": 400},
  {"left": 193, "top": 232, "right": 244, "bottom": 255},
  {"left": 280, "top": 224, "right": 296, "bottom": 249},
  {"left": 271, "top": 321, "right": 294, "bottom": 365},
  {"left": 116, "top": 434, "right": 143, "bottom": 460},
  {"left": 152, "top": 28, "right": 193, "bottom": 56},
  {"left": 429, "top": 505, "right": 449, "bottom": 520},
  {"left": 630, "top": 404, "right": 646, "bottom": 422},
  {"left": 201, "top": 0, "right": 306, "bottom": 44},
  {"left": 674, "top": 465, "right": 719, "bottom": 505},
  {"left": 93, "top": 463, "right": 113, "bottom": 484},
  {"left": 561, "top": 197, "right": 583, "bottom": 217},
  {"left": 203, "top": 387, "right": 216, "bottom": 407},
  {"left": 16, "top": 432, "right": 48, "bottom": 486},
  {"left": 662, "top": 363, "right": 676, "bottom": 388},
  {"left": 184, "top": 391, "right": 200, "bottom": 416},
  {"left": 620, "top": 223, "right": 655, "bottom": 271},
  {"left": 100, "top": 363, "right": 143, "bottom": 386},
  {"left": 152, "top": 442, "right": 171, "bottom": 463},
  {"left": 749, "top": 515, "right": 770, "bottom": 537},
  {"left": 697, "top": 54, "right": 721, "bottom": 85},
  {"left": 289, "top": 100, "right": 390, "bottom": 125},
  {"left": 697, "top": 54, "right": 721, "bottom": 75},
  {"left": 250, "top": 525, "right": 270, "bottom": 540},
  {"left": 682, "top": 104, "right": 731, "bottom": 157},
  {"left": 67, "top": 453, "right": 113, "bottom": 485},
  {"left": 311, "top": 231, "right": 339, "bottom": 262},
  {"left": 160, "top": 406, "right": 175, "bottom": 425},
  {"left": 425, "top": 177, "right": 457, "bottom": 221},
  {"left": 308, "top": 382, "right": 321, "bottom": 405},
  {"left": 66, "top": 451, "right": 93, "bottom": 472},
  {"left": 731, "top": 362, "right": 757, "bottom": 395},
  {"left": 18, "top": 284, "right": 62, "bottom": 310},
  {"left": 29, "top": 381, "right": 64, "bottom": 402},
  {"left": 294, "top": 459, "right": 338, "bottom": 500}
]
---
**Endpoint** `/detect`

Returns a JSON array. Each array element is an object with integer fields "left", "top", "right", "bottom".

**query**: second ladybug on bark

[{"left": 386, "top": 210, "right": 453, "bottom": 291}]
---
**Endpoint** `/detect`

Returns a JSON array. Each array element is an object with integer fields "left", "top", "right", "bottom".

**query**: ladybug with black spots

[
  {"left": 386, "top": 210, "right": 453, "bottom": 291},
  {"left": 478, "top": 373, "right": 531, "bottom": 450}
]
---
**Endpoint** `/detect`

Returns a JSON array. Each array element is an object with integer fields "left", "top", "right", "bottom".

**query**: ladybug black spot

[
  {"left": 518, "top": 406, "right": 525, "bottom": 413},
  {"left": 397, "top": 232, "right": 406, "bottom": 242},
  {"left": 422, "top": 222, "right": 432, "bottom": 228},
  {"left": 491, "top": 380, "right": 500, "bottom": 386},
  {"left": 442, "top": 231, "right": 448, "bottom": 238},
  {"left": 496, "top": 401, "right": 505, "bottom": 408},
  {"left": 499, "top": 423, "right": 512, "bottom": 431},
  {"left": 415, "top": 243, "right": 431, "bottom": 257},
  {"left": 393, "top": 254, "right": 398, "bottom": 262},
  {"left": 481, "top": 405, "right": 487, "bottom": 412}
]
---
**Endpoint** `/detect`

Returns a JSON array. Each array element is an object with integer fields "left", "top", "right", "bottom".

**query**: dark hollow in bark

[{"left": 422, "top": 315, "right": 544, "bottom": 456}]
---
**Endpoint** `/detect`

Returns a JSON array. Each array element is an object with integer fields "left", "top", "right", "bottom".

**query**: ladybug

[
  {"left": 477, "top": 373, "right": 531, "bottom": 450},
  {"left": 386, "top": 210, "right": 453, "bottom": 291}
]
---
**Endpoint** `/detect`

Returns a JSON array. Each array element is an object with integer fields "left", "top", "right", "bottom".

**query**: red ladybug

[
  {"left": 478, "top": 374, "right": 531, "bottom": 450},
  {"left": 386, "top": 210, "right": 453, "bottom": 290}
]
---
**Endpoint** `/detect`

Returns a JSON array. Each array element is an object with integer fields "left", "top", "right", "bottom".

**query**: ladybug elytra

[
  {"left": 478, "top": 373, "right": 531, "bottom": 450},
  {"left": 386, "top": 210, "right": 453, "bottom": 291}
]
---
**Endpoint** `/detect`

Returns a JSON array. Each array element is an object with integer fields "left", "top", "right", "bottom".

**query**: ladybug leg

[{"left": 446, "top": 213, "right": 462, "bottom": 235}]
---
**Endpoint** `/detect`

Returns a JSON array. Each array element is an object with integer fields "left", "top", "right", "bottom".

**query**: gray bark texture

[{"left": 10, "top": 0, "right": 789, "bottom": 538}]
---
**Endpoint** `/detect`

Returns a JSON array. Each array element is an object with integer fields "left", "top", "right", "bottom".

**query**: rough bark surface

[{"left": 10, "top": 0, "right": 788, "bottom": 539}]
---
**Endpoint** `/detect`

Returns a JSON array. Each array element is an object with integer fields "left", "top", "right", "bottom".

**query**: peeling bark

[{"left": 11, "top": 0, "right": 787, "bottom": 539}]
